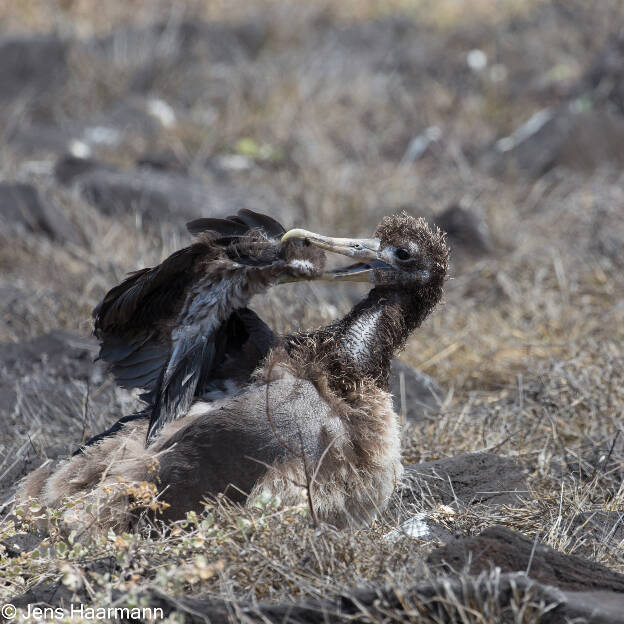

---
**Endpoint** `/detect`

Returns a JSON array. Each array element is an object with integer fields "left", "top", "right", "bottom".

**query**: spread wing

[
  {"left": 76, "top": 307, "right": 277, "bottom": 454},
  {"left": 93, "top": 209, "right": 287, "bottom": 446},
  {"left": 144, "top": 307, "right": 278, "bottom": 444},
  {"left": 93, "top": 243, "right": 211, "bottom": 393}
]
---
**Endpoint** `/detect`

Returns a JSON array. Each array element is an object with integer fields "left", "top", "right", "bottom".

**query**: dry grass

[{"left": 1, "top": 0, "right": 624, "bottom": 621}]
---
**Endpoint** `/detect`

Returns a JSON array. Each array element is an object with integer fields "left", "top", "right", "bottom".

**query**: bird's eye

[{"left": 395, "top": 248, "right": 411, "bottom": 261}]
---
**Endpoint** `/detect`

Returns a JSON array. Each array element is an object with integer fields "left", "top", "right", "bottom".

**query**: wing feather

[
  {"left": 80, "top": 308, "right": 278, "bottom": 451},
  {"left": 92, "top": 209, "right": 293, "bottom": 447},
  {"left": 186, "top": 209, "right": 285, "bottom": 240},
  {"left": 93, "top": 243, "right": 211, "bottom": 394},
  {"left": 186, "top": 218, "right": 249, "bottom": 237},
  {"left": 145, "top": 330, "right": 214, "bottom": 445}
]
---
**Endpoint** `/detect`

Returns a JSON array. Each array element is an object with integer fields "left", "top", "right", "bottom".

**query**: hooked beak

[{"left": 281, "top": 228, "right": 384, "bottom": 282}]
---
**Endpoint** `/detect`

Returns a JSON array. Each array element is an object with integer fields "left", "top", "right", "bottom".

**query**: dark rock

[
  {"left": 11, "top": 546, "right": 624, "bottom": 623},
  {"left": 0, "top": 330, "right": 140, "bottom": 498},
  {"left": 12, "top": 582, "right": 87, "bottom": 611},
  {"left": 54, "top": 156, "right": 112, "bottom": 186},
  {"left": 1, "top": 533, "right": 43, "bottom": 557},
  {"left": 9, "top": 98, "right": 165, "bottom": 156},
  {"left": 401, "top": 452, "right": 528, "bottom": 508},
  {"left": 77, "top": 168, "right": 208, "bottom": 221},
  {"left": 137, "top": 151, "right": 187, "bottom": 174},
  {"left": 84, "top": 556, "right": 118, "bottom": 578},
  {"left": 0, "top": 35, "right": 67, "bottom": 105},
  {"left": 574, "top": 28, "right": 624, "bottom": 115},
  {"left": 20, "top": 572, "right": 622, "bottom": 624},
  {"left": 55, "top": 156, "right": 203, "bottom": 221},
  {"left": 493, "top": 107, "right": 624, "bottom": 177},
  {"left": 0, "top": 183, "right": 83, "bottom": 245},
  {"left": 55, "top": 155, "right": 289, "bottom": 225},
  {"left": 0, "top": 330, "right": 97, "bottom": 380},
  {"left": 433, "top": 204, "right": 492, "bottom": 257},
  {"left": 389, "top": 359, "right": 442, "bottom": 423},
  {"left": 427, "top": 525, "right": 624, "bottom": 593}
]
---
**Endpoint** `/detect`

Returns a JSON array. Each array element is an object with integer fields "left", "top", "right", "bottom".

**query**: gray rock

[
  {"left": 1, "top": 533, "right": 44, "bottom": 557},
  {"left": 0, "top": 284, "right": 70, "bottom": 343},
  {"left": 400, "top": 452, "right": 528, "bottom": 508},
  {"left": 433, "top": 204, "right": 493, "bottom": 258},
  {"left": 0, "top": 331, "right": 140, "bottom": 477},
  {"left": 0, "top": 329, "right": 98, "bottom": 380},
  {"left": 389, "top": 359, "right": 443, "bottom": 423},
  {"left": 0, "top": 35, "right": 67, "bottom": 104},
  {"left": 77, "top": 167, "right": 206, "bottom": 221},
  {"left": 9, "top": 99, "right": 164, "bottom": 156},
  {"left": 7, "top": 123, "right": 77, "bottom": 156},
  {"left": 55, "top": 156, "right": 289, "bottom": 225},
  {"left": 427, "top": 525, "right": 624, "bottom": 593},
  {"left": 0, "top": 182, "right": 83, "bottom": 245},
  {"left": 493, "top": 107, "right": 624, "bottom": 177}
]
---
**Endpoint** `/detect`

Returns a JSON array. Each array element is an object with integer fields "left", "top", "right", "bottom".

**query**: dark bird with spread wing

[{"left": 92, "top": 209, "right": 326, "bottom": 445}]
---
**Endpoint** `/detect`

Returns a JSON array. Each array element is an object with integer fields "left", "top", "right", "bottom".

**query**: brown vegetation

[{"left": 1, "top": 0, "right": 624, "bottom": 621}]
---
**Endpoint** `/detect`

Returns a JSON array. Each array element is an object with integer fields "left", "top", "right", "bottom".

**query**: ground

[{"left": 1, "top": 1, "right": 624, "bottom": 622}]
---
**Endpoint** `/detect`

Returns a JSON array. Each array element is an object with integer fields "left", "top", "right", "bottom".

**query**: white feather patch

[
  {"left": 186, "top": 401, "right": 217, "bottom": 418},
  {"left": 288, "top": 259, "right": 315, "bottom": 273},
  {"left": 342, "top": 308, "right": 383, "bottom": 366}
]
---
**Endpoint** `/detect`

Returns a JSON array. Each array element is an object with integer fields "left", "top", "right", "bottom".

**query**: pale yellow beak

[
  {"left": 281, "top": 228, "right": 381, "bottom": 260},
  {"left": 281, "top": 228, "right": 383, "bottom": 282}
]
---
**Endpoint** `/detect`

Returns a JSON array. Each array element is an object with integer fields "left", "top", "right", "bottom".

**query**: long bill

[{"left": 281, "top": 228, "right": 384, "bottom": 282}]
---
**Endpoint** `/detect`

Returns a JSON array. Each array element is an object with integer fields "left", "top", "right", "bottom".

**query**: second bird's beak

[{"left": 281, "top": 228, "right": 382, "bottom": 282}]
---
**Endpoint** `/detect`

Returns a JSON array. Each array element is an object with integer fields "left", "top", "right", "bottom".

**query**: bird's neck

[{"left": 288, "top": 283, "right": 442, "bottom": 392}]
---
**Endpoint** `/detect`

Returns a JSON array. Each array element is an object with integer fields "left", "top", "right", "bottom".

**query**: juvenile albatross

[
  {"left": 92, "top": 209, "right": 325, "bottom": 445},
  {"left": 19, "top": 213, "right": 448, "bottom": 531}
]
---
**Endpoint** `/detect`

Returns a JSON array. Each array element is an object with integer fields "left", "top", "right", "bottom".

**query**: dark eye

[{"left": 395, "top": 248, "right": 410, "bottom": 261}]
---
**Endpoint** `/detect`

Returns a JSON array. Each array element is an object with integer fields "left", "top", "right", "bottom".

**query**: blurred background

[{"left": 1, "top": 0, "right": 623, "bottom": 469}]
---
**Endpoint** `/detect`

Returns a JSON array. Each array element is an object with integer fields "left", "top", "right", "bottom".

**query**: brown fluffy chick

[{"left": 19, "top": 213, "right": 448, "bottom": 534}]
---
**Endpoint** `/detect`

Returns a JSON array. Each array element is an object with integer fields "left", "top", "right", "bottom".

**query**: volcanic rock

[
  {"left": 0, "top": 183, "right": 83, "bottom": 245},
  {"left": 400, "top": 452, "right": 528, "bottom": 508},
  {"left": 0, "top": 35, "right": 67, "bottom": 105},
  {"left": 389, "top": 359, "right": 443, "bottom": 423},
  {"left": 427, "top": 524, "right": 624, "bottom": 593}
]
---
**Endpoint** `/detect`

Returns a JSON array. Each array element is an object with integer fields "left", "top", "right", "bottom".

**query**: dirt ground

[{"left": 1, "top": 1, "right": 624, "bottom": 621}]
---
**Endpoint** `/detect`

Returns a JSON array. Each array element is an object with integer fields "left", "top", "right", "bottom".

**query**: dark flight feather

[
  {"left": 145, "top": 331, "right": 212, "bottom": 444},
  {"left": 186, "top": 209, "right": 285, "bottom": 239},
  {"left": 77, "top": 308, "right": 277, "bottom": 454},
  {"left": 185, "top": 218, "right": 249, "bottom": 237}
]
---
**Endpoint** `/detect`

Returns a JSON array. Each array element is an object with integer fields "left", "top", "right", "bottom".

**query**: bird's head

[
  {"left": 281, "top": 212, "right": 449, "bottom": 291},
  {"left": 187, "top": 210, "right": 327, "bottom": 281},
  {"left": 278, "top": 237, "right": 327, "bottom": 280}
]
